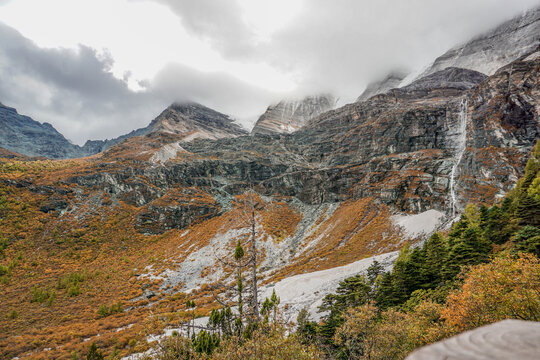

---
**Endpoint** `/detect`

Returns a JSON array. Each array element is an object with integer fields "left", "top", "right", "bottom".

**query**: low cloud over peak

[{"left": 0, "top": 0, "right": 539, "bottom": 143}]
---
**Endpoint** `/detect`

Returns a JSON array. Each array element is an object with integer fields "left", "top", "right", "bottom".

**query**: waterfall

[{"left": 449, "top": 98, "right": 468, "bottom": 217}]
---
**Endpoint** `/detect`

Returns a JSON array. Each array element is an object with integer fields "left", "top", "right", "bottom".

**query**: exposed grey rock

[
  {"left": 148, "top": 101, "right": 248, "bottom": 140},
  {"left": 0, "top": 103, "right": 83, "bottom": 159},
  {"left": 416, "top": 6, "right": 540, "bottom": 79},
  {"left": 39, "top": 197, "right": 69, "bottom": 214},
  {"left": 356, "top": 71, "right": 408, "bottom": 102},
  {"left": 251, "top": 94, "right": 336, "bottom": 135},
  {"left": 64, "top": 49, "right": 539, "bottom": 233},
  {"left": 406, "top": 320, "right": 540, "bottom": 360},
  {"left": 0, "top": 101, "right": 247, "bottom": 159},
  {"left": 400, "top": 67, "right": 487, "bottom": 93}
]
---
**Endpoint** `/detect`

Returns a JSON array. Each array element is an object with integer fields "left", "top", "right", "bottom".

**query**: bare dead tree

[{"left": 232, "top": 187, "right": 260, "bottom": 323}]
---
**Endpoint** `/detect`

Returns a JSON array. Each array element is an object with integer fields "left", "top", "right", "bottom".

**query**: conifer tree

[
  {"left": 422, "top": 232, "right": 448, "bottom": 288},
  {"left": 375, "top": 272, "right": 396, "bottom": 309},
  {"left": 86, "top": 343, "right": 104, "bottom": 360},
  {"left": 513, "top": 225, "right": 540, "bottom": 257}
]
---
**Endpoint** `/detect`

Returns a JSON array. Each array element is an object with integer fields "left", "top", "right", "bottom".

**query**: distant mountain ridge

[
  {"left": 0, "top": 101, "right": 247, "bottom": 159},
  {"left": 0, "top": 103, "right": 85, "bottom": 159},
  {"left": 2, "top": 6, "right": 539, "bottom": 158}
]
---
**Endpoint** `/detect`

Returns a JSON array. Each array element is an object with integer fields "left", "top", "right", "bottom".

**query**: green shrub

[
  {"left": 58, "top": 271, "right": 87, "bottom": 297},
  {"left": 0, "top": 264, "right": 7, "bottom": 277},
  {"left": 8, "top": 310, "right": 18, "bottom": 319},
  {"left": 67, "top": 283, "right": 81, "bottom": 297},
  {"left": 97, "top": 301, "right": 123, "bottom": 318},
  {"left": 110, "top": 301, "right": 123, "bottom": 314},
  {"left": 0, "top": 236, "right": 9, "bottom": 257},
  {"left": 30, "top": 286, "right": 56, "bottom": 306},
  {"left": 97, "top": 304, "right": 109, "bottom": 318},
  {"left": 86, "top": 343, "right": 104, "bottom": 360}
]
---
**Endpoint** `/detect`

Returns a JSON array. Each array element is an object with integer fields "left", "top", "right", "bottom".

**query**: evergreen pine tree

[
  {"left": 374, "top": 272, "right": 396, "bottom": 309},
  {"left": 422, "top": 232, "right": 448, "bottom": 288},
  {"left": 86, "top": 343, "right": 104, "bottom": 360},
  {"left": 513, "top": 225, "right": 540, "bottom": 257}
]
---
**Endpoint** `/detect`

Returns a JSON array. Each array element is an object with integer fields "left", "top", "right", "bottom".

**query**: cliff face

[
  {"left": 251, "top": 94, "right": 336, "bottom": 135},
  {"left": 53, "top": 50, "right": 539, "bottom": 235}
]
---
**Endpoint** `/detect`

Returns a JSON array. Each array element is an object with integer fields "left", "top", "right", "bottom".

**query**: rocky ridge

[
  {"left": 148, "top": 102, "right": 248, "bottom": 140},
  {"left": 0, "top": 101, "right": 247, "bottom": 159},
  {"left": 417, "top": 6, "right": 540, "bottom": 79},
  {"left": 0, "top": 103, "right": 85, "bottom": 159},
  {"left": 356, "top": 71, "right": 408, "bottom": 102}
]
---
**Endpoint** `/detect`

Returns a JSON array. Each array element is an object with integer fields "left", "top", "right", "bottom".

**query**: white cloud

[{"left": 0, "top": 0, "right": 538, "bottom": 143}]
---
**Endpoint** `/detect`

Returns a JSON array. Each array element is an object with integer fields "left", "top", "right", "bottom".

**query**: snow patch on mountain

[
  {"left": 262, "top": 251, "right": 399, "bottom": 321},
  {"left": 391, "top": 209, "right": 445, "bottom": 239}
]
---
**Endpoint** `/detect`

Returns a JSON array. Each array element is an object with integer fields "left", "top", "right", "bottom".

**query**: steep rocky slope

[
  {"left": 57, "top": 53, "right": 538, "bottom": 238},
  {"left": 0, "top": 103, "right": 84, "bottom": 159},
  {"left": 148, "top": 102, "right": 247, "bottom": 140},
  {"left": 251, "top": 94, "right": 336, "bottom": 134},
  {"left": 418, "top": 6, "right": 540, "bottom": 78}
]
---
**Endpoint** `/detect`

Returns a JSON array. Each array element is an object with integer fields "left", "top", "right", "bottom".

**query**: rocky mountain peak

[
  {"left": 356, "top": 71, "right": 408, "bottom": 102},
  {"left": 0, "top": 102, "right": 83, "bottom": 159},
  {"left": 415, "top": 6, "right": 540, "bottom": 80},
  {"left": 148, "top": 101, "right": 248, "bottom": 141},
  {"left": 251, "top": 94, "right": 336, "bottom": 135}
]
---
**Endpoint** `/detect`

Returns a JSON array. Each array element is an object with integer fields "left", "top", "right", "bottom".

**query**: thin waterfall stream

[{"left": 449, "top": 98, "right": 468, "bottom": 217}]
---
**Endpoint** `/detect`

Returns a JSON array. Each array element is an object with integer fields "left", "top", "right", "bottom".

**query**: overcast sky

[{"left": 0, "top": 0, "right": 538, "bottom": 144}]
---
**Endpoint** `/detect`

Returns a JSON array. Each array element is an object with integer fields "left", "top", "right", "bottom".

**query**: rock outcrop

[
  {"left": 251, "top": 94, "right": 336, "bottom": 135},
  {"left": 147, "top": 102, "right": 248, "bottom": 140}
]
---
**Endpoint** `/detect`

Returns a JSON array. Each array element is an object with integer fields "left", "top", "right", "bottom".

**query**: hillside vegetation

[{"left": 93, "top": 141, "right": 540, "bottom": 360}]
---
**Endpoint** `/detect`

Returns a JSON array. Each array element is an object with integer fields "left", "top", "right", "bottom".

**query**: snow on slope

[
  {"left": 391, "top": 209, "right": 445, "bottom": 239},
  {"left": 262, "top": 251, "right": 399, "bottom": 321}
]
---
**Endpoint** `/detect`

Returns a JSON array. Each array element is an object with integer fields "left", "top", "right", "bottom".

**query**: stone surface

[
  {"left": 406, "top": 320, "right": 540, "bottom": 360},
  {"left": 148, "top": 102, "right": 247, "bottom": 140},
  {"left": 62, "top": 50, "right": 539, "bottom": 233}
]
